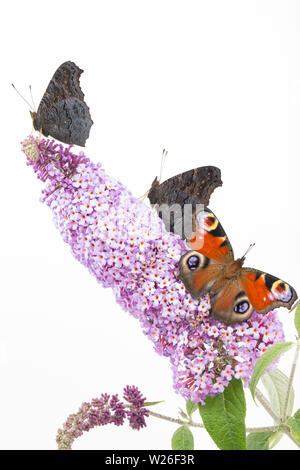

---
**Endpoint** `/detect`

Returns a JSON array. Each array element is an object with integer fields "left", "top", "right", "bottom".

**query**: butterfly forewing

[
  {"left": 240, "top": 268, "right": 297, "bottom": 314},
  {"left": 187, "top": 207, "right": 234, "bottom": 263}
]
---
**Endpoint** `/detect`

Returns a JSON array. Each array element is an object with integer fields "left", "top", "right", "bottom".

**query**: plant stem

[
  {"left": 283, "top": 338, "right": 300, "bottom": 422},
  {"left": 255, "top": 387, "right": 300, "bottom": 448},
  {"left": 246, "top": 426, "right": 278, "bottom": 433},
  {"left": 280, "top": 424, "right": 300, "bottom": 448},
  {"left": 147, "top": 409, "right": 278, "bottom": 433},
  {"left": 148, "top": 410, "right": 203, "bottom": 428},
  {"left": 255, "top": 388, "right": 281, "bottom": 423}
]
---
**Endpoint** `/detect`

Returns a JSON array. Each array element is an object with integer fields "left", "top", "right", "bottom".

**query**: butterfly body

[
  {"left": 31, "top": 61, "right": 93, "bottom": 147},
  {"left": 212, "top": 258, "right": 244, "bottom": 285},
  {"left": 179, "top": 208, "right": 297, "bottom": 324}
]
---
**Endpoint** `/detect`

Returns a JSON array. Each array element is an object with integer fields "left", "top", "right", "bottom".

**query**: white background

[{"left": 0, "top": 0, "right": 299, "bottom": 450}]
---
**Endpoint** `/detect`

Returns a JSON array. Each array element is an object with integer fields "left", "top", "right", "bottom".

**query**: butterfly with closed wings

[
  {"left": 13, "top": 61, "right": 93, "bottom": 147},
  {"left": 148, "top": 163, "right": 222, "bottom": 236},
  {"left": 179, "top": 207, "right": 298, "bottom": 324}
]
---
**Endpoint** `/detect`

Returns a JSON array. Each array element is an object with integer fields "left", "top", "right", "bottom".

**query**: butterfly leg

[
  {"left": 151, "top": 203, "right": 158, "bottom": 213},
  {"left": 138, "top": 189, "right": 150, "bottom": 201}
]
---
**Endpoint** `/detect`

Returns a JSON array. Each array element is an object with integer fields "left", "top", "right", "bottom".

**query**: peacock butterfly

[
  {"left": 179, "top": 207, "right": 298, "bottom": 324},
  {"left": 29, "top": 61, "right": 93, "bottom": 147},
  {"left": 148, "top": 165, "right": 222, "bottom": 237}
]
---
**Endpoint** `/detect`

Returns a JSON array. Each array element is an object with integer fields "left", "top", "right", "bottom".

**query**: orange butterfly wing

[
  {"left": 240, "top": 268, "right": 297, "bottom": 314},
  {"left": 179, "top": 207, "right": 298, "bottom": 323},
  {"left": 179, "top": 253, "right": 223, "bottom": 298},
  {"left": 187, "top": 208, "right": 234, "bottom": 264},
  {"left": 212, "top": 280, "right": 255, "bottom": 324},
  {"left": 179, "top": 207, "right": 235, "bottom": 301}
]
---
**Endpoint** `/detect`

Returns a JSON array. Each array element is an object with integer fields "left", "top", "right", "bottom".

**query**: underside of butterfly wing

[
  {"left": 32, "top": 61, "right": 93, "bottom": 147},
  {"left": 148, "top": 167, "right": 222, "bottom": 237},
  {"left": 149, "top": 166, "right": 222, "bottom": 207}
]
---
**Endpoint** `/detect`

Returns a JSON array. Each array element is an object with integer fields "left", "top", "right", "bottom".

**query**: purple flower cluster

[
  {"left": 22, "top": 136, "right": 285, "bottom": 404},
  {"left": 22, "top": 135, "right": 86, "bottom": 187},
  {"left": 123, "top": 385, "right": 150, "bottom": 430},
  {"left": 56, "top": 386, "right": 149, "bottom": 450}
]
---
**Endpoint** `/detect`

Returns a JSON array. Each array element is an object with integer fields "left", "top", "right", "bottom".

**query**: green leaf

[
  {"left": 261, "top": 369, "right": 294, "bottom": 418},
  {"left": 260, "top": 369, "right": 295, "bottom": 448},
  {"left": 186, "top": 400, "right": 198, "bottom": 417},
  {"left": 294, "top": 302, "right": 300, "bottom": 337},
  {"left": 287, "top": 409, "right": 300, "bottom": 444},
  {"left": 179, "top": 408, "right": 188, "bottom": 420},
  {"left": 250, "top": 342, "right": 294, "bottom": 400},
  {"left": 143, "top": 400, "right": 164, "bottom": 407},
  {"left": 246, "top": 431, "right": 274, "bottom": 450},
  {"left": 171, "top": 426, "right": 194, "bottom": 450},
  {"left": 198, "top": 378, "right": 246, "bottom": 450},
  {"left": 268, "top": 431, "right": 284, "bottom": 449}
]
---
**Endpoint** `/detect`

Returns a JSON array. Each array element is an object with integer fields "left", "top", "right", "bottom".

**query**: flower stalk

[
  {"left": 282, "top": 338, "right": 300, "bottom": 422},
  {"left": 255, "top": 387, "right": 300, "bottom": 449}
]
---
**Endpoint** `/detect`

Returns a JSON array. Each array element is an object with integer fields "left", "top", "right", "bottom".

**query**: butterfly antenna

[
  {"left": 11, "top": 83, "right": 35, "bottom": 111},
  {"left": 29, "top": 85, "right": 36, "bottom": 112},
  {"left": 241, "top": 243, "right": 255, "bottom": 261},
  {"left": 159, "top": 148, "right": 168, "bottom": 183},
  {"left": 138, "top": 148, "right": 168, "bottom": 200}
]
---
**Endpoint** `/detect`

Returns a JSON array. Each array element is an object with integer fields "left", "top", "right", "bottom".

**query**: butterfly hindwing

[
  {"left": 31, "top": 61, "right": 93, "bottom": 147},
  {"left": 211, "top": 280, "right": 255, "bottom": 324},
  {"left": 179, "top": 251, "right": 223, "bottom": 297}
]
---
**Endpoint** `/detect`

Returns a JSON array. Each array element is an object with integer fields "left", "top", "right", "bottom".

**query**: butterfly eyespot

[
  {"left": 234, "top": 301, "right": 250, "bottom": 314},
  {"left": 180, "top": 251, "right": 209, "bottom": 279},
  {"left": 196, "top": 211, "right": 218, "bottom": 231},
  {"left": 271, "top": 280, "right": 293, "bottom": 302},
  {"left": 187, "top": 255, "right": 200, "bottom": 271}
]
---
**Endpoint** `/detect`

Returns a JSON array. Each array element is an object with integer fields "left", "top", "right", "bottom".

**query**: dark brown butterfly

[
  {"left": 30, "top": 61, "right": 93, "bottom": 147},
  {"left": 148, "top": 163, "right": 222, "bottom": 238},
  {"left": 179, "top": 207, "right": 298, "bottom": 324}
]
